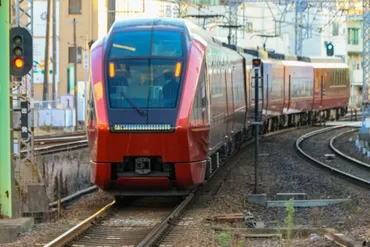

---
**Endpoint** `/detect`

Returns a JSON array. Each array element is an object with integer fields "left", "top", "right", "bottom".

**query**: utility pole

[
  {"left": 52, "top": 0, "right": 57, "bottom": 101},
  {"left": 43, "top": 0, "right": 51, "bottom": 101},
  {"left": 107, "top": 0, "right": 116, "bottom": 31},
  {"left": 0, "top": 0, "right": 13, "bottom": 218},
  {"left": 73, "top": 18, "right": 78, "bottom": 131}
]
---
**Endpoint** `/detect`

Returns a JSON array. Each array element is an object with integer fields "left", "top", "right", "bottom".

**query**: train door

[
  {"left": 263, "top": 63, "right": 270, "bottom": 117},
  {"left": 229, "top": 65, "right": 235, "bottom": 136},
  {"left": 320, "top": 74, "right": 324, "bottom": 107},
  {"left": 312, "top": 68, "right": 321, "bottom": 110},
  {"left": 224, "top": 69, "right": 232, "bottom": 139},
  {"left": 242, "top": 58, "right": 249, "bottom": 126},
  {"left": 288, "top": 74, "right": 291, "bottom": 111},
  {"left": 245, "top": 65, "right": 252, "bottom": 122}
]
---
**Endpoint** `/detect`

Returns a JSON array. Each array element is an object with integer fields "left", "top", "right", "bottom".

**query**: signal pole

[
  {"left": 252, "top": 59, "right": 261, "bottom": 194},
  {"left": 52, "top": 0, "right": 57, "bottom": 101},
  {"left": 73, "top": 18, "right": 78, "bottom": 131},
  {"left": 0, "top": 0, "right": 13, "bottom": 218}
]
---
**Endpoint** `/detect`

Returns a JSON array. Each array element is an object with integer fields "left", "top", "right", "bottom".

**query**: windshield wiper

[{"left": 120, "top": 91, "right": 146, "bottom": 117}]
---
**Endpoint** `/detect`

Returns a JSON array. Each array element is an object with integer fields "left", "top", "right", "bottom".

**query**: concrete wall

[{"left": 35, "top": 148, "right": 91, "bottom": 202}]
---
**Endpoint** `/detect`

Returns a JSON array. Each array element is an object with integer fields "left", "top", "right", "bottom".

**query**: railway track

[
  {"left": 296, "top": 125, "right": 370, "bottom": 187},
  {"left": 30, "top": 140, "right": 88, "bottom": 155},
  {"left": 45, "top": 197, "right": 182, "bottom": 247},
  {"left": 34, "top": 135, "right": 86, "bottom": 146},
  {"left": 19, "top": 132, "right": 88, "bottom": 156},
  {"left": 43, "top": 126, "right": 303, "bottom": 247}
]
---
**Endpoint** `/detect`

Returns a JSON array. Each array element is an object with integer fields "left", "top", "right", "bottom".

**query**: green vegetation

[
  {"left": 285, "top": 198, "right": 295, "bottom": 247},
  {"left": 218, "top": 232, "right": 232, "bottom": 247}
]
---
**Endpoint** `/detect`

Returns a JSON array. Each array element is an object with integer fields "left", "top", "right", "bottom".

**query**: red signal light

[
  {"left": 252, "top": 59, "right": 261, "bottom": 68},
  {"left": 14, "top": 58, "right": 24, "bottom": 69}
]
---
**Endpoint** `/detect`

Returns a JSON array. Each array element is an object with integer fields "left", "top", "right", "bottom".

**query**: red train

[{"left": 86, "top": 18, "right": 349, "bottom": 196}]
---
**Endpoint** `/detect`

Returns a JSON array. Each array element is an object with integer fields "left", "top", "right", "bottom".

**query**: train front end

[{"left": 86, "top": 19, "right": 209, "bottom": 196}]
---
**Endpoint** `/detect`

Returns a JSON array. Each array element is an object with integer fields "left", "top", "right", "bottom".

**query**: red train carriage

[
  {"left": 310, "top": 58, "right": 350, "bottom": 117},
  {"left": 86, "top": 18, "right": 247, "bottom": 196},
  {"left": 86, "top": 18, "right": 350, "bottom": 196}
]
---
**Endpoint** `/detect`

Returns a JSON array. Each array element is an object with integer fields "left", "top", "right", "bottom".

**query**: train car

[
  {"left": 87, "top": 18, "right": 350, "bottom": 196},
  {"left": 310, "top": 57, "right": 350, "bottom": 119},
  {"left": 86, "top": 18, "right": 247, "bottom": 196}
]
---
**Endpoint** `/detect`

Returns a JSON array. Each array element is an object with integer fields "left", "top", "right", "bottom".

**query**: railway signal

[
  {"left": 9, "top": 27, "right": 33, "bottom": 77},
  {"left": 326, "top": 42, "right": 334, "bottom": 56},
  {"left": 252, "top": 58, "right": 261, "bottom": 69},
  {"left": 252, "top": 58, "right": 261, "bottom": 194}
]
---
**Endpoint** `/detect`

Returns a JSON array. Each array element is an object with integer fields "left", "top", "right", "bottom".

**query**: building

[
  {"left": 31, "top": 0, "right": 98, "bottom": 102},
  {"left": 58, "top": 0, "right": 98, "bottom": 101},
  {"left": 347, "top": 15, "right": 363, "bottom": 108},
  {"left": 186, "top": 2, "right": 362, "bottom": 109}
]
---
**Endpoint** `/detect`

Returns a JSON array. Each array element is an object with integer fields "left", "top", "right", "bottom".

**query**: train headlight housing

[{"left": 111, "top": 124, "right": 174, "bottom": 132}]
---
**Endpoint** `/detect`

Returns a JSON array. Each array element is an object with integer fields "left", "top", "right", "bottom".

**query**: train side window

[
  {"left": 88, "top": 83, "right": 96, "bottom": 121},
  {"left": 190, "top": 62, "right": 208, "bottom": 125}
]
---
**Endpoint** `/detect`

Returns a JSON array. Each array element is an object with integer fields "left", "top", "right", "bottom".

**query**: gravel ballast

[
  {"left": 3, "top": 126, "right": 370, "bottom": 247},
  {"left": 162, "top": 126, "right": 370, "bottom": 246}
]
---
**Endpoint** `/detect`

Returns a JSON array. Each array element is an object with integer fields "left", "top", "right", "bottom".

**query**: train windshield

[{"left": 107, "top": 31, "right": 184, "bottom": 109}]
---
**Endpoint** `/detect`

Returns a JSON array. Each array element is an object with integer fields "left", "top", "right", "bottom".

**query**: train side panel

[
  {"left": 231, "top": 55, "right": 247, "bottom": 136},
  {"left": 282, "top": 61, "right": 314, "bottom": 114},
  {"left": 207, "top": 48, "right": 228, "bottom": 154},
  {"left": 312, "top": 64, "right": 350, "bottom": 112},
  {"left": 269, "top": 61, "right": 285, "bottom": 116}
]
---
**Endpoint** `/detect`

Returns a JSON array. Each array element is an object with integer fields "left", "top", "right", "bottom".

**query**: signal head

[
  {"left": 9, "top": 27, "right": 33, "bottom": 77},
  {"left": 14, "top": 58, "right": 24, "bottom": 69},
  {"left": 252, "top": 58, "right": 261, "bottom": 68},
  {"left": 14, "top": 47, "right": 23, "bottom": 56},
  {"left": 326, "top": 42, "right": 334, "bottom": 56},
  {"left": 13, "top": 35, "right": 23, "bottom": 46}
]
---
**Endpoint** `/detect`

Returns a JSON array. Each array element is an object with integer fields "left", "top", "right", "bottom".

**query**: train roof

[
  {"left": 307, "top": 57, "right": 344, "bottom": 63},
  {"left": 111, "top": 17, "right": 187, "bottom": 30},
  {"left": 280, "top": 60, "right": 313, "bottom": 67},
  {"left": 311, "top": 62, "right": 349, "bottom": 68},
  {"left": 216, "top": 41, "right": 347, "bottom": 65},
  {"left": 109, "top": 18, "right": 240, "bottom": 56}
]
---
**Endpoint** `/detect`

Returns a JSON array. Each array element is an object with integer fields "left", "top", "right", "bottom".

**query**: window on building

[
  {"left": 68, "top": 47, "right": 82, "bottom": 64},
  {"left": 245, "top": 22, "right": 253, "bottom": 32},
  {"left": 332, "top": 23, "right": 339, "bottom": 36},
  {"left": 348, "top": 28, "right": 359, "bottom": 45},
  {"left": 69, "top": 0, "right": 82, "bottom": 14}
]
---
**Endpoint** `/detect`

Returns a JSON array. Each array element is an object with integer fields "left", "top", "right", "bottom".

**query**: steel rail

[
  {"left": 44, "top": 200, "right": 115, "bottom": 247},
  {"left": 20, "top": 140, "right": 88, "bottom": 155},
  {"left": 35, "top": 131, "right": 86, "bottom": 139},
  {"left": 49, "top": 186, "right": 98, "bottom": 208},
  {"left": 137, "top": 193, "right": 195, "bottom": 247},
  {"left": 35, "top": 135, "right": 85, "bottom": 143},
  {"left": 296, "top": 125, "right": 370, "bottom": 187},
  {"left": 329, "top": 129, "right": 370, "bottom": 169}
]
